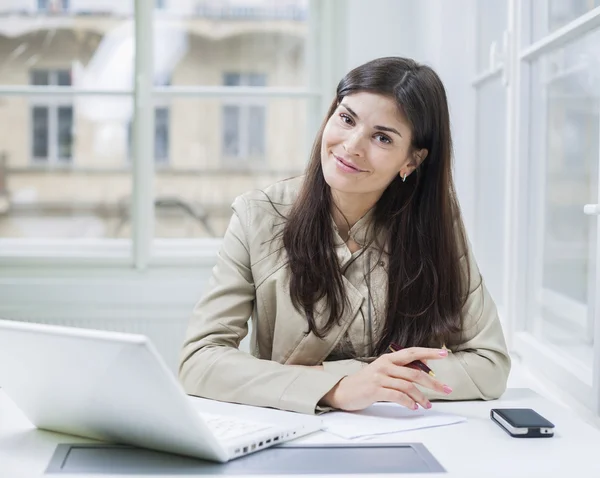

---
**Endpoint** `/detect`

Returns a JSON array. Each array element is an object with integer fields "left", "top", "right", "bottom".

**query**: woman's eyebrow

[
  {"left": 340, "top": 103, "right": 402, "bottom": 137},
  {"left": 375, "top": 125, "right": 402, "bottom": 137},
  {"left": 341, "top": 103, "right": 359, "bottom": 118}
]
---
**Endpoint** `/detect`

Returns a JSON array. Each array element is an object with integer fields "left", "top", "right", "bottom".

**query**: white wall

[{"left": 343, "top": 0, "right": 477, "bottom": 233}]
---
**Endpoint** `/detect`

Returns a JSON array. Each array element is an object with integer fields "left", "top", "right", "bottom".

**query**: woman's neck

[{"left": 330, "top": 189, "right": 379, "bottom": 238}]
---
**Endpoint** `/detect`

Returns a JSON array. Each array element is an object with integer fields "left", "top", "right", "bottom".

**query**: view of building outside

[{"left": 0, "top": 0, "right": 310, "bottom": 239}]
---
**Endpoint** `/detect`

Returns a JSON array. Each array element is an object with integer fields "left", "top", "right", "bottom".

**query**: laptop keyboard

[{"left": 199, "top": 412, "right": 276, "bottom": 441}]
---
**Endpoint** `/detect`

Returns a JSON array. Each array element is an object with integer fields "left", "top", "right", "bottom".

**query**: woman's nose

[{"left": 343, "top": 131, "right": 365, "bottom": 156}]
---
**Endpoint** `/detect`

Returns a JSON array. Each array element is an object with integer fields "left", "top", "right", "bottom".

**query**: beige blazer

[{"left": 179, "top": 177, "right": 511, "bottom": 414}]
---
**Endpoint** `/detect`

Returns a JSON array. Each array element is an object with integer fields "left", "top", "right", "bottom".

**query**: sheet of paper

[
  {"left": 188, "top": 396, "right": 324, "bottom": 430},
  {"left": 321, "top": 402, "right": 466, "bottom": 439}
]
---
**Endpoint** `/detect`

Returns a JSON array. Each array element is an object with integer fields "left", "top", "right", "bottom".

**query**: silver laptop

[{"left": 0, "top": 319, "right": 322, "bottom": 463}]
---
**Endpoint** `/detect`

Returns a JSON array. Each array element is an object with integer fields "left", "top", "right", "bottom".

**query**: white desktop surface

[{"left": 1, "top": 388, "right": 600, "bottom": 478}]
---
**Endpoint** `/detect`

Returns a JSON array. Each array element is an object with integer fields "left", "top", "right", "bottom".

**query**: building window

[
  {"left": 222, "top": 73, "right": 267, "bottom": 161},
  {"left": 37, "top": 0, "right": 70, "bottom": 13},
  {"left": 154, "top": 107, "right": 169, "bottom": 163},
  {"left": 127, "top": 107, "right": 170, "bottom": 165},
  {"left": 30, "top": 69, "right": 73, "bottom": 164}
]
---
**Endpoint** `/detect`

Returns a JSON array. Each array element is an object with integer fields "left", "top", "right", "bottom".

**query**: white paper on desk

[{"left": 322, "top": 402, "right": 466, "bottom": 439}]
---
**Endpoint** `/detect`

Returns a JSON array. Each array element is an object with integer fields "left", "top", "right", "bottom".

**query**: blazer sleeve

[
  {"left": 423, "top": 235, "right": 511, "bottom": 401},
  {"left": 178, "top": 195, "right": 345, "bottom": 415},
  {"left": 322, "top": 359, "right": 369, "bottom": 376}
]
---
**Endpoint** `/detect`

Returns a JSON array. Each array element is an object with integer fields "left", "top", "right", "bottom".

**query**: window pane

[
  {"left": 0, "top": 3, "right": 134, "bottom": 239},
  {"left": 153, "top": 0, "right": 309, "bottom": 87},
  {"left": 223, "top": 73, "right": 241, "bottom": 87},
  {"left": 154, "top": 98, "right": 307, "bottom": 239},
  {"left": 57, "top": 70, "right": 72, "bottom": 87},
  {"left": 474, "top": 79, "right": 506, "bottom": 312},
  {"left": 32, "top": 106, "right": 49, "bottom": 159},
  {"left": 531, "top": 0, "right": 600, "bottom": 42},
  {"left": 57, "top": 106, "right": 73, "bottom": 160},
  {"left": 0, "top": 96, "right": 133, "bottom": 239},
  {"left": 0, "top": 3, "right": 133, "bottom": 86},
  {"left": 30, "top": 70, "right": 49, "bottom": 86},
  {"left": 527, "top": 29, "right": 600, "bottom": 366},
  {"left": 155, "top": 107, "right": 169, "bottom": 163},
  {"left": 247, "top": 73, "right": 267, "bottom": 87}
]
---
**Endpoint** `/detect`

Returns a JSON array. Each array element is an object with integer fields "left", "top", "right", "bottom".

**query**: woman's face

[{"left": 320, "top": 92, "right": 422, "bottom": 198}]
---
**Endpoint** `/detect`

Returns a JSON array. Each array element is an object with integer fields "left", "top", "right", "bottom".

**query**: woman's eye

[
  {"left": 339, "top": 113, "right": 354, "bottom": 125},
  {"left": 375, "top": 133, "right": 392, "bottom": 144}
]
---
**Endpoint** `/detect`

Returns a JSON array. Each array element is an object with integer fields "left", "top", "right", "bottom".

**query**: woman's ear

[{"left": 413, "top": 149, "right": 428, "bottom": 168}]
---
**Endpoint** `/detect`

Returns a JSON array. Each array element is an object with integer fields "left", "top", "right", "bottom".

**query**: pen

[{"left": 388, "top": 342, "right": 436, "bottom": 377}]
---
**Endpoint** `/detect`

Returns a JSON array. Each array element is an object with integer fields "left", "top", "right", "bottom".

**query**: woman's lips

[{"left": 333, "top": 154, "right": 364, "bottom": 173}]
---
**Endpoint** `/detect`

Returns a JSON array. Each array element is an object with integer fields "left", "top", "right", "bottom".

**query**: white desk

[{"left": 1, "top": 388, "right": 600, "bottom": 478}]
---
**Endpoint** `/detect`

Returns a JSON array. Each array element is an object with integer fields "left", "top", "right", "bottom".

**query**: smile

[{"left": 333, "top": 154, "right": 365, "bottom": 173}]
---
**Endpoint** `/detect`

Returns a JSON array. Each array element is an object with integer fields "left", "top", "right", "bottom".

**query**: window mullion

[
  {"left": 132, "top": 0, "right": 154, "bottom": 270},
  {"left": 519, "top": 6, "right": 600, "bottom": 61}
]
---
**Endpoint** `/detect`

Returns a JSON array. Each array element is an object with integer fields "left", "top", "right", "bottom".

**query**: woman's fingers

[
  {"left": 388, "top": 347, "right": 448, "bottom": 366},
  {"left": 380, "top": 376, "right": 431, "bottom": 409},
  {"left": 377, "top": 388, "right": 417, "bottom": 410},
  {"left": 384, "top": 364, "right": 449, "bottom": 394}
]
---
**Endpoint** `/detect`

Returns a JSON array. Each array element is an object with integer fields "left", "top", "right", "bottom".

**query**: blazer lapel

[{"left": 282, "top": 276, "right": 364, "bottom": 365}]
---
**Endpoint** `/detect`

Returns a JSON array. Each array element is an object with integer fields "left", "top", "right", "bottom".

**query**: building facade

[{"left": 0, "top": 0, "right": 310, "bottom": 238}]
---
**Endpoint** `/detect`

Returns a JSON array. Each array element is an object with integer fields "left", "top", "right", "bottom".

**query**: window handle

[{"left": 583, "top": 204, "right": 600, "bottom": 215}]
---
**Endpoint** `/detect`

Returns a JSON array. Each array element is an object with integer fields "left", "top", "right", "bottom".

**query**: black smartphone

[{"left": 490, "top": 408, "right": 555, "bottom": 438}]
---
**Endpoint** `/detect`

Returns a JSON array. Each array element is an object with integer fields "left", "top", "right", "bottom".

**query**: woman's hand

[{"left": 320, "top": 347, "right": 452, "bottom": 411}]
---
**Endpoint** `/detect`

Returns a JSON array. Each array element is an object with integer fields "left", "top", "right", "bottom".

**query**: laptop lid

[{"left": 0, "top": 319, "right": 229, "bottom": 462}]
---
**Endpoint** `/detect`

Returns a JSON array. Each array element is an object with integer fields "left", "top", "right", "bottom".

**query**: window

[
  {"left": 221, "top": 73, "right": 267, "bottom": 161},
  {"left": 0, "top": 3, "right": 134, "bottom": 240},
  {"left": 153, "top": 1, "right": 312, "bottom": 240},
  {"left": 531, "top": 0, "right": 600, "bottom": 41},
  {"left": 154, "top": 107, "right": 169, "bottom": 163},
  {"left": 525, "top": 30, "right": 600, "bottom": 367},
  {"left": 0, "top": 0, "right": 317, "bottom": 249},
  {"left": 472, "top": 0, "right": 600, "bottom": 416},
  {"left": 30, "top": 69, "right": 73, "bottom": 164},
  {"left": 37, "top": 0, "right": 70, "bottom": 13}
]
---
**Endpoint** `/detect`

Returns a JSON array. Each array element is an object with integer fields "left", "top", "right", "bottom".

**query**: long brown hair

[{"left": 282, "top": 57, "right": 476, "bottom": 355}]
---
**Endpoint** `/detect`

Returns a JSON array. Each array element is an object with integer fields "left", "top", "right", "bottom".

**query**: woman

[{"left": 179, "top": 57, "right": 510, "bottom": 415}]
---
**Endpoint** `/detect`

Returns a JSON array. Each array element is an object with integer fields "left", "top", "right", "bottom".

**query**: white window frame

[
  {"left": 0, "top": 0, "right": 340, "bottom": 269},
  {"left": 472, "top": 1, "right": 600, "bottom": 416}
]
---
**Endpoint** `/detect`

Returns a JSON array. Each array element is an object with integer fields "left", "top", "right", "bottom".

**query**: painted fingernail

[
  {"left": 443, "top": 385, "right": 453, "bottom": 394},
  {"left": 426, "top": 402, "right": 432, "bottom": 409},
  {"left": 439, "top": 349, "right": 448, "bottom": 356},
  {"left": 413, "top": 403, "right": 418, "bottom": 410}
]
